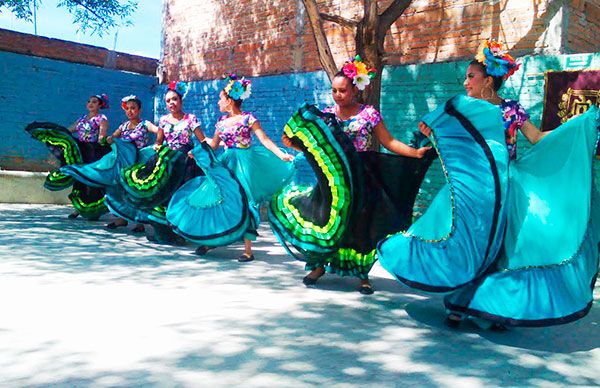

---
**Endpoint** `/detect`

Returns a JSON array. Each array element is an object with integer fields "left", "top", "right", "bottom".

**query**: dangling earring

[{"left": 480, "top": 85, "right": 494, "bottom": 101}]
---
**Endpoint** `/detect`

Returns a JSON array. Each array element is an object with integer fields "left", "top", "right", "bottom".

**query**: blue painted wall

[
  {"left": 159, "top": 52, "right": 598, "bottom": 189},
  {"left": 154, "top": 72, "right": 333, "bottom": 142},
  {"left": 154, "top": 72, "right": 334, "bottom": 184},
  {"left": 0, "top": 50, "right": 157, "bottom": 171},
  {"left": 6, "top": 49, "right": 597, "bottom": 199}
]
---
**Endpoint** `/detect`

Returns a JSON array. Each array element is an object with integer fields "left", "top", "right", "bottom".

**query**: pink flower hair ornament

[
  {"left": 168, "top": 80, "right": 189, "bottom": 99},
  {"left": 341, "top": 55, "right": 377, "bottom": 90},
  {"left": 94, "top": 93, "right": 109, "bottom": 109},
  {"left": 223, "top": 73, "right": 252, "bottom": 101},
  {"left": 475, "top": 39, "right": 520, "bottom": 80}
]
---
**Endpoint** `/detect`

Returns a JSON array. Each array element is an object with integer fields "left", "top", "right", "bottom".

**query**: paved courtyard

[{"left": 0, "top": 204, "right": 598, "bottom": 387}]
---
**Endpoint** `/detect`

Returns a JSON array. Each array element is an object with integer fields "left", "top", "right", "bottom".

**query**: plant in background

[{"left": 0, "top": 0, "right": 138, "bottom": 37}]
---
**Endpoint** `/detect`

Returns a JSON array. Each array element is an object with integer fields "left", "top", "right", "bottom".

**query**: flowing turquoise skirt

[
  {"left": 378, "top": 96, "right": 509, "bottom": 290},
  {"left": 60, "top": 139, "right": 158, "bottom": 225},
  {"left": 220, "top": 146, "right": 296, "bottom": 239},
  {"left": 444, "top": 106, "right": 599, "bottom": 326},
  {"left": 166, "top": 143, "right": 252, "bottom": 246},
  {"left": 166, "top": 144, "right": 294, "bottom": 245},
  {"left": 61, "top": 138, "right": 139, "bottom": 188},
  {"left": 378, "top": 96, "right": 599, "bottom": 326}
]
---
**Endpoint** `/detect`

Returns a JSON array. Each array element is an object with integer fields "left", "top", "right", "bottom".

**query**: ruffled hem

[
  {"left": 68, "top": 189, "right": 108, "bottom": 220},
  {"left": 119, "top": 145, "right": 187, "bottom": 208},
  {"left": 305, "top": 247, "right": 377, "bottom": 280},
  {"left": 167, "top": 143, "right": 253, "bottom": 246},
  {"left": 61, "top": 139, "right": 138, "bottom": 188},
  {"left": 377, "top": 96, "right": 509, "bottom": 291},
  {"left": 268, "top": 104, "right": 354, "bottom": 252},
  {"left": 445, "top": 226, "right": 598, "bottom": 327}
]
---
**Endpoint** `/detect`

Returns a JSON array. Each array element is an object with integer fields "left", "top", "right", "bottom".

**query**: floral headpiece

[
  {"left": 475, "top": 39, "right": 520, "bottom": 80},
  {"left": 121, "top": 95, "right": 138, "bottom": 110},
  {"left": 223, "top": 73, "right": 252, "bottom": 101},
  {"left": 94, "top": 94, "right": 109, "bottom": 109},
  {"left": 341, "top": 55, "right": 377, "bottom": 90},
  {"left": 168, "top": 80, "right": 189, "bottom": 99}
]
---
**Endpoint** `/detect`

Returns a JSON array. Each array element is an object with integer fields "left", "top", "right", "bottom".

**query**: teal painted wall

[{"left": 380, "top": 52, "right": 600, "bottom": 212}]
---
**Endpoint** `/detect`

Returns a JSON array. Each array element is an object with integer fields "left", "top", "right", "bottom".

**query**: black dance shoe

[
  {"left": 358, "top": 284, "right": 374, "bottom": 295},
  {"left": 444, "top": 313, "right": 463, "bottom": 329},
  {"left": 238, "top": 254, "right": 255, "bottom": 262},
  {"left": 302, "top": 275, "right": 318, "bottom": 286},
  {"left": 195, "top": 246, "right": 214, "bottom": 256}
]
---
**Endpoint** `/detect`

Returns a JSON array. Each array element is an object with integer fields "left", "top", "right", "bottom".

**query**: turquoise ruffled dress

[
  {"left": 166, "top": 143, "right": 251, "bottom": 246},
  {"left": 167, "top": 112, "right": 295, "bottom": 245},
  {"left": 59, "top": 120, "right": 157, "bottom": 224},
  {"left": 378, "top": 95, "right": 599, "bottom": 327},
  {"left": 108, "top": 114, "right": 203, "bottom": 242}
]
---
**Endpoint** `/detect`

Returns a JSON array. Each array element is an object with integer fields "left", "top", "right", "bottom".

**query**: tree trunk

[
  {"left": 301, "top": 0, "right": 338, "bottom": 81},
  {"left": 302, "top": 0, "right": 413, "bottom": 108},
  {"left": 356, "top": 0, "right": 382, "bottom": 109}
]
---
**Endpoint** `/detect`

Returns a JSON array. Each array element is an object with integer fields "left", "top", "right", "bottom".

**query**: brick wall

[
  {"left": 0, "top": 28, "right": 158, "bottom": 76},
  {"left": 0, "top": 29, "right": 159, "bottom": 171},
  {"left": 162, "top": 0, "right": 599, "bottom": 82},
  {"left": 567, "top": 0, "right": 600, "bottom": 53}
]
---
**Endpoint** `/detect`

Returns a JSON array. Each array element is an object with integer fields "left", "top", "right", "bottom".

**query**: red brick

[
  {"left": 162, "top": 0, "right": 600, "bottom": 82},
  {"left": 0, "top": 28, "right": 157, "bottom": 75}
]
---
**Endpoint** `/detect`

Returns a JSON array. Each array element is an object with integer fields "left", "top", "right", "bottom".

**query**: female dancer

[
  {"left": 25, "top": 94, "right": 111, "bottom": 220},
  {"left": 272, "top": 56, "right": 432, "bottom": 294},
  {"left": 105, "top": 95, "right": 159, "bottom": 231},
  {"left": 112, "top": 81, "right": 206, "bottom": 243},
  {"left": 185, "top": 74, "right": 294, "bottom": 261},
  {"left": 378, "top": 40, "right": 599, "bottom": 328},
  {"left": 61, "top": 95, "right": 159, "bottom": 232},
  {"left": 66, "top": 94, "right": 111, "bottom": 219}
]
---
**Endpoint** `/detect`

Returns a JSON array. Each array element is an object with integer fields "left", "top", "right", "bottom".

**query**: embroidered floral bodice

[
  {"left": 118, "top": 120, "right": 151, "bottom": 149},
  {"left": 74, "top": 114, "right": 107, "bottom": 142},
  {"left": 500, "top": 99, "right": 530, "bottom": 160},
  {"left": 322, "top": 105, "right": 382, "bottom": 152},
  {"left": 216, "top": 112, "right": 258, "bottom": 149},
  {"left": 159, "top": 113, "right": 200, "bottom": 150}
]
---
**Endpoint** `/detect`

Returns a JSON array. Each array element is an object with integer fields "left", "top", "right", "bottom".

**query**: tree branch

[
  {"left": 301, "top": 0, "right": 338, "bottom": 81},
  {"left": 379, "top": 0, "right": 413, "bottom": 32},
  {"left": 68, "top": 0, "right": 108, "bottom": 23},
  {"left": 319, "top": 12, "right": 359, "bottom": 29}
]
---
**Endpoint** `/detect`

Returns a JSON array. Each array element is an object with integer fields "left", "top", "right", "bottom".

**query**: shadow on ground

[{"left": 0, "top": 205, "right": 598, "bottom": 386}]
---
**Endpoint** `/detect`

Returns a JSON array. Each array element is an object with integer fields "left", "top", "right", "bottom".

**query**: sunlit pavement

[{"left": 0, "top": 204, "right": 598, "bottom": 387}]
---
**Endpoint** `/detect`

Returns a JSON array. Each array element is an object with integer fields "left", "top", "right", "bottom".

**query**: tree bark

[
  {"left": 301, "top": 0, "right": 338, "bottom": 81},
  {"left": 302, "top": 0, "right": 414, "bottom": 108},
  {"left": 356, "top": 0, "right": 381, "bottom": 108}
]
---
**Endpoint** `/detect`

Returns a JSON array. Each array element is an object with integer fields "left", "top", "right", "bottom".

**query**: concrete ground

[{"left": 0, "top": 204, "right": 598, "bottom": 387}]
